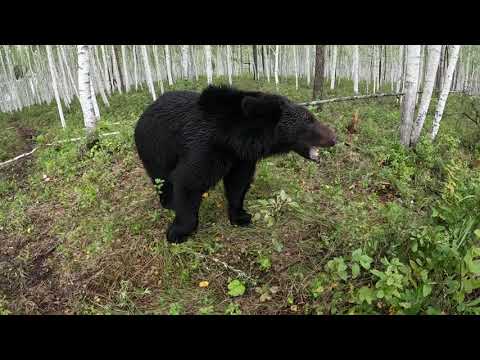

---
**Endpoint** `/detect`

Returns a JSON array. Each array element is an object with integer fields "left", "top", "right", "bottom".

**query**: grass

[{"left": 0, "top": 76, "right": 479, "bottom": 315}]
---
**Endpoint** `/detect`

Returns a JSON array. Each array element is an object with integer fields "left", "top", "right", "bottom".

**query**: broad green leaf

[
  {"left": 351, "top": 263, "right": 360, "bottom": 279},
  {"left": 422, "top": 284, "right": 432, "bottom": 297},
  {"left": 227, "top": 279, "right": 246, "bottom": 297},
  {"left": 358, "top": 286, "right": 375, "bottom": 305}
]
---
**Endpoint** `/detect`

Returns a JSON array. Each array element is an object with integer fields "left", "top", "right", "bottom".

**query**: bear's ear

[{"left": 241, "top": 96, "right": 282, "bottom": 126}]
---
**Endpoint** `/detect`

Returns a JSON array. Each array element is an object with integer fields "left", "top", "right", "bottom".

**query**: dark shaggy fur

[{"left": 134, "top": 85, "right": 336, "bottom": 243}]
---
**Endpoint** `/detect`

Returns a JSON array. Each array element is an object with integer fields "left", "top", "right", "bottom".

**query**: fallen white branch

[
  {"left": 0, "top": 131, "right": 120, "bottom": 168},
  {"left": 300, "top": 90, "right": 465, "bottom": 107},
  {"left": 0, "top": 147, "right": 38, "bottom": 168},
  {"left": 192, "top": 251, "right": 258, "bottom": 286}
]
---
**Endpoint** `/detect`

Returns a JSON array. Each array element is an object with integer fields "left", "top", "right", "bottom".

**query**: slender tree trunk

[
  {"left": 77, "top": 45, "right": 96, "bottom": 132},
  {"left": 181, "top": 45, "right": 189, "bottom": 79},
  {"left": 306, "top": 45, "right": 311, "bottom": 86},
  {"left": 205, "top": 45, "right": 213, "bottom": 85},
  {"left": 399, "top": 45, "right": 421, "bottom": 146},
  {"left": 226, "top": 45, "right": 233, "bottom": 85},
  {"left": 164, "top": 45, "right": 174, "bottom": 86},
  {"left": 410, "top": 45, "right": 442, "bottom": 146},
  {"left": 141, "top": 45, "right": 156, "bottom": 100},
  {"left": 330, "top": 45, "right": 337, "bottom": 90},
  {"left": 153, "top": 45, "right": 165, "bottom": 94},
  {"left": 121, "top": 45, "right": 130, "bottom": 92},
  {"left": 111, "top": 45, "right": 122, "bottom": 94},
  {"left": 293, "top": 45, "right": 299, "bottom": 90},
  {"left": 252, "top": 45, "right": 258, "bottom": 80},
  {"left": 90, "top": 79, "right": 100, "bottom": 119},
  {"left": 353, "top": 45, "right": 360, "bottom": 95},
  {"left": 313, "top": 45, "right": 325, "bottom": 101},
  {"left": 191, "top": 46, "right": 199, "bottom": 81},
  {"left": 89, "top": 46, "right": 109, "bottom": 107},
  {"left": 274, "top": 45, "right": 280, "bottom": 90},
  {"left": 264, "top": 45, "right": 270, "bottom": 83},
  {"left": 430, "top": 45, "right": 461, "bottom": 140},
  {"left": 46, "top": 45, "right": 66, "bottom": 128}
]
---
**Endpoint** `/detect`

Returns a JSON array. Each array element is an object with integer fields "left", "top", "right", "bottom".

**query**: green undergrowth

[{"left": 0, "top": 77, "right": 479, "bottom": 315}]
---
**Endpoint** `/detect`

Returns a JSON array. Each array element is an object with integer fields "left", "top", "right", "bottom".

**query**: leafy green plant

[{"left": 227, "top": 279, "right": 246, "bottom": 297}]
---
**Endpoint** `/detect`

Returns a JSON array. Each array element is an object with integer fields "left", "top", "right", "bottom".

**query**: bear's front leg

[
  {"left": 167, "top": 185, "right": 202, "bottom": 243},
  {"left": 223, "top": 161, "right": 256, "bottom": 227}
]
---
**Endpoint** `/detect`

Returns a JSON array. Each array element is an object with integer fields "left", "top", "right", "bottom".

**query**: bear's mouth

[{"left": 309, "top": 147, "right": 320, "bottom": 161}]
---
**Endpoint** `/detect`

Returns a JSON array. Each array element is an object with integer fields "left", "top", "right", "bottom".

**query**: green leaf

[
  {"left": 376, "top": 289, "right": 385, "bottom": 299},
  {"left": 371, "top": 269, "right": 385, "bottom": 279},
  {"left": 351, "top": 263, "right": 360, "bottom": 279},
  {"left": 359, "top": 255, "right": 373, "bottom": 270},
  {"left": 422, "top": 284, "right": 432, "bottom": 297},
  {"left": 358, "top": 286, "right": 375, "bottom": 305},
  {"left": 474, "top": 229, "right": 480, "bottom": 239},
  {"left": 227, "top": 279, "right": 246, "bottom": 297}
]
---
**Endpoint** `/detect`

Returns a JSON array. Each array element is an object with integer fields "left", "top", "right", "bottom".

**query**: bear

[{"left": 134, "top": 85, "right": 337, "bottom": 243}]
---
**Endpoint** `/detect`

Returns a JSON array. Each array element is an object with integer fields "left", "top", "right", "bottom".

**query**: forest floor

[{"left": 1, "top": 77, "right": 479, "bottom": 315}]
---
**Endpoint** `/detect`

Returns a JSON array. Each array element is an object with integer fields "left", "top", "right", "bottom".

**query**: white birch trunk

[
  {"left": 293, "top": 45, "right": 298, "bottom": 90},
  {"left": 226, "top": 45, "right": 233, "bottom": 85},
  {"left": 133, "top": 45, "right": 139, "bottom": 90},
  {"left": 205, "top": 45, "right": 213, "bottom": 85},
  {"left": 111, "top": 46, "right": 122, "bottom": 94},
  {"left": 153, "top": 45, "right": 165, "bottom": 94},
  {"left": 164, "top": 45, "right": 174, "bottom": 86},
  {"left": 181, "top": 45, "right": 189, "bottom": 79},
  {"left": 121, "top": 45, "right": 130, "bottom": 92},
  {"left": 264, "top": 45, "right": 270, "bottom": 83},
  {"left": 77, "top": 45, "right": 96, "bottom": 132},
  {"left": 90, "top": 47, "right": 110, "bottom": 108},
  {"left": 141, "top": 45, "right": 156, "bottom": 101},
  {"left": 101, "top": 45, "right": 111, "bottom": 95},
  {"left": 430, "top": 45, "right": 461, "bottom": 140},
  {"left": 399, "top": 45, "right": 421, "bottom": 146},
  {"left": 90, "top": 80, "right": 100, "bottom": 119},
  {"left": 353, "top": 45, "right": 359, "bottom": 95},
  {"left": 46, "top": 45, "right": 66, "bottom": 128},
  {"left": 306, "top": 45, "right": 311, "bottom": 86},
  {"left": 410, "top": 45, "right": 442, "bottom": 146},
  {"left": 330, "top": 45, "right": 337, "bottom": 90},
  {"left": 191, "top": 46, "right": 199, "bottom": 81},
  {"left": 274, "top": 45, "right": 280, "bottom": 90}
]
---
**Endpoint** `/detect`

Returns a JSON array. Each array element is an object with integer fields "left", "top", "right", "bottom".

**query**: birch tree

[
  {"left": 111, "top": 46, "right": 122, "bottom": 94},
  {"left": 306, "top": 45, "right": 311, "bottom": 86},
  {"left": 140, "top": 45, "right": 156, "bottom": 101},
  {"left": 399, "top": 45, "right": 421, "bottom": 146},
  {"left": 274, "top": 45, "right": 280, "bottom": 90},
  {"left": 430, "top": 45, "right": 461, "bottom": 140},
  {"left": 330, "top": 45, "right": 337, "bottom": 90},
  {"left": 353, "top": 45, "right": 359, "bottom": 95},
  {"left": 152, "top": 45, "right": 165, "bottom": 95},
  {"left": 410, "top": 45, "right": 442, "bottom": 146},
  {"left": 164, "top": 45, "right": 173, "bottom": 86},
  {"left": 46, "top": 45, "right": 66, "bottom": 128},
  {"left": 121, "top": 45, "right": 130, "bottom": 92},
  {"left": 77, "top": 45, "right": 96, "bottom": 132},
  {"left": 181, "top": 45, "right": 189, "bottom": 79},
  {"left": 293, "top": 45, "right": 299, "bottom": 90},
  {"left": 205, "top": 45, "right": 213, "bottom": 85},
  {"left": 226, "top": 45, "right": 233, "bottom": 85}
]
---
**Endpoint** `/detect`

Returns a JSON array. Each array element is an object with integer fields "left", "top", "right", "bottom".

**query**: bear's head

[{"left": 241, "top": 94, "right": 337, "bottom": 161}]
